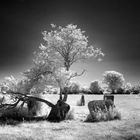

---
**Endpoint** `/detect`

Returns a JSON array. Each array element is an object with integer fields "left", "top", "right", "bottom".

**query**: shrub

[
  {"left": 124, "top": 82, "right": 132, "bottom": 94},
  {"left": 131, "top": 85, "right": 140, "bottom": 94},
  {"left": 116, "top": 87, "right": 125, "bottom": 94},
  {"left": 0, "top": 107, "right": 28, "bottom": 125},
  {"left": 85, "top": 107, "right": 121, "bottom": 122},
  {"left": 81, "top": 87, "right": 92, "bottom": 94}
]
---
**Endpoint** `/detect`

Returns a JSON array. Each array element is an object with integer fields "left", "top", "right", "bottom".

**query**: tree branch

[
  {"left": 70, "top": 48, "right": 80, "bottom": 64},
  {"left": 0, "top": 98, "right": 21, "bottom": 110},
  {"left": 65, "top": 69, "right": 86, "bottom": 85},
  {"left": 62, "top": 69, "right": 86, "bottom": 102},
  {"left": 2, "top": 91, "right": 55, "bottom": 108}
]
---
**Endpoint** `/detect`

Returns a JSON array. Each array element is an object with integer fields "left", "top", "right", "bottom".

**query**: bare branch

[
  {"left": 65, "top": 69, "right": 86, "bottom": 85},
  {"left": 70, "top": 48, "right": 80, "bottom": 64},
  {"left": 0, "top": 98, "right": 21, "bottom": 110},
  {"left": 2, "top": 91, "right": 55, "bottom": 108},
  {"left": 27, "top": 96, "right": 55, "bottom": 108},
  {"left": 62, "top": 69, "right": 86, "bottom": 102}
]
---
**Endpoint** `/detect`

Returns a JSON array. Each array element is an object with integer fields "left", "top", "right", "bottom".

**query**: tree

[
  {"left": 80, "top": 86, "right": 91, "bottom": 94},
  {"left": 36, "top": 24, "right": 104, "bottom": 98},
  {"left": 124, "top": 82, "right": 132, "bottom": 94},
  {"left": 89, "top": 80, "right": 102, "bottom": 94},
  {"left": 102, "top": 71, "right": 125, "bottom": 94},
  {"left": 0, "top": 56, "right": 72, "bottom": 121},
  {"left": 39, "top": 24, "right": 104, "bottom": 71},
  {"left": 131, "top": 85, "right": 140, "bottom": 94},
  {"left": 0, "top": 24, "right": 104, "bottom": 122},
  {"left": 69, "top": 82, "right": 80, "bottom": 94}
]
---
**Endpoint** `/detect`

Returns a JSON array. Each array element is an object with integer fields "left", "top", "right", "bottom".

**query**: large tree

[
  {"left": 38, "top": 24, "right": 104, "bottom": 71},
  {"left": 102, "top": 71, "right": 125, "bottom": 94},
  {"left": 35, "top": 24, "right": 104, "bottom": 98}
]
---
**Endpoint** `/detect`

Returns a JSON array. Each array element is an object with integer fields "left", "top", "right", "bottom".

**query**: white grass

[{"left": 0, "top": 95, "right": 140, "bottom": 140}]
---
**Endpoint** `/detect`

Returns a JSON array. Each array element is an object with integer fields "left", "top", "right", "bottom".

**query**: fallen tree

[
  {"left": 0, "top": 91, "right": 70, "bottom": 122},
  {"left": 0, "top": 24, "right": 104, "bottom": 124}
]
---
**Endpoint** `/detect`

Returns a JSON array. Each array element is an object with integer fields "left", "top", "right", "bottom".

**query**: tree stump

[{"left": 47, "top": 100, "right": 70, "bottom": 122}]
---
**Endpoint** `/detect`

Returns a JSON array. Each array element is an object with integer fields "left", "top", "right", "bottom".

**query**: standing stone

[
  {"left": 81, "top": 94, "right": 85, "bottom": 106},
  {"left": 103, "top": 93, "right": 114, "bottom": 103},
  {"left": 88, "top": 100, "right": 115, "bottom": 114}
]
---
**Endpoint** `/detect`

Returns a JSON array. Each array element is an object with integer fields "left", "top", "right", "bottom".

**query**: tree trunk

[
  {"left": 47, "top": 99, "right": 70, "bottom": 122},
  {"left": 64, "top": 62, "right": 70, "bottom": 71},
  {"left": 59, "top": 88, "right": 63, "bottom": 100},
  {"left": 27, "top": 94, "right": 70, "bottom": 122},
  {"left": 66, "top": 66, "right": 69, "bottom": 71}
]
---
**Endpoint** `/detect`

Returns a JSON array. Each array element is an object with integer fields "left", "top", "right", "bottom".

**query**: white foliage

[
  {"left": 39, "top": 24, "right": 104, "bottom": 70},
  {"left": 0, "top": 75, "right": 19, "bottom": 93},
  {"left": 0, "top": 24, "right": 104, "bottom": 98},
  {"left": 69, "top": 82, "right": 80, "bottom": 93},
  {"left": 53, "top": 67, "right": 76, "bottom": 89},
  {"left": 103, "top": 71, "right": 125, "bottom": 92},
  {"left": 125, "top": 82, "right": 132, "bottom": 90},
  {"left": 90, "top": 80, "right": 101, "bottom": 93}
]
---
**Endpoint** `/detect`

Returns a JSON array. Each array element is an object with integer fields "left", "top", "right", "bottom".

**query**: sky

[{"left": 0, "top": 0, "right": 139, "bottom": 86}]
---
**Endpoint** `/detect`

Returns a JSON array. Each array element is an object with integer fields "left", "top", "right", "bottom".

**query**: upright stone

[
  {"left": 88, "top": 100, "right": 115, "bottom": 114},
  {"left": 103, "top": 93, "right": 114, "bottom": 103}
]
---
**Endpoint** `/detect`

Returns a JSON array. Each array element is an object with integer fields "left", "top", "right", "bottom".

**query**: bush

[
  {"left": 131, "top": 85, "right": 140, "bottom": 94},
  {"left": 0, "top": 107, "right": 28, "bottom": 125},
  {"left": 85, "top": 107, "right": 121, "bottom": 122},
  {"left": 81, "top": 88, "right": 92, "bottom": 94},
  {"left": 124, "top": 82, "right": 132, "bottom": 94},
  {"left": 116, "top": 87, "right": 125, "bottom": 94}
]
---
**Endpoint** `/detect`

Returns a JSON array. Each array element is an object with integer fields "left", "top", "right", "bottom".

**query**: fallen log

[{"left": 0, "top": 91, "right": 70, "bottom": 123}]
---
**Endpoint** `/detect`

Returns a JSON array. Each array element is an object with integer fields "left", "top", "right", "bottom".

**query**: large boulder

[{"left": 88, "top": 100, "right": 115, "bottom": 114}]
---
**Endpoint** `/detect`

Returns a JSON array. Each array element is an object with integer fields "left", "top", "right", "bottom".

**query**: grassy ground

[{"left": 0, "top": 94, "right": 140, "bottom": 140}]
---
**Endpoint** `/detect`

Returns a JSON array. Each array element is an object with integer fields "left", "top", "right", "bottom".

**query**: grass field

[{"left": 0, "top": 94, "right": 140, "bottom": 140}]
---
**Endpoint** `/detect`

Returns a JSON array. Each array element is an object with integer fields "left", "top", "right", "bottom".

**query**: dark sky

[{"left": 0, "top": 0, "right": 139, "bottom": 85}]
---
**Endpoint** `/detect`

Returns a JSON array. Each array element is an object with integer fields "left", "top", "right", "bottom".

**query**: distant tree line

[{"left": 46, "top": 71, "right": 140, "bottom": 95}]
